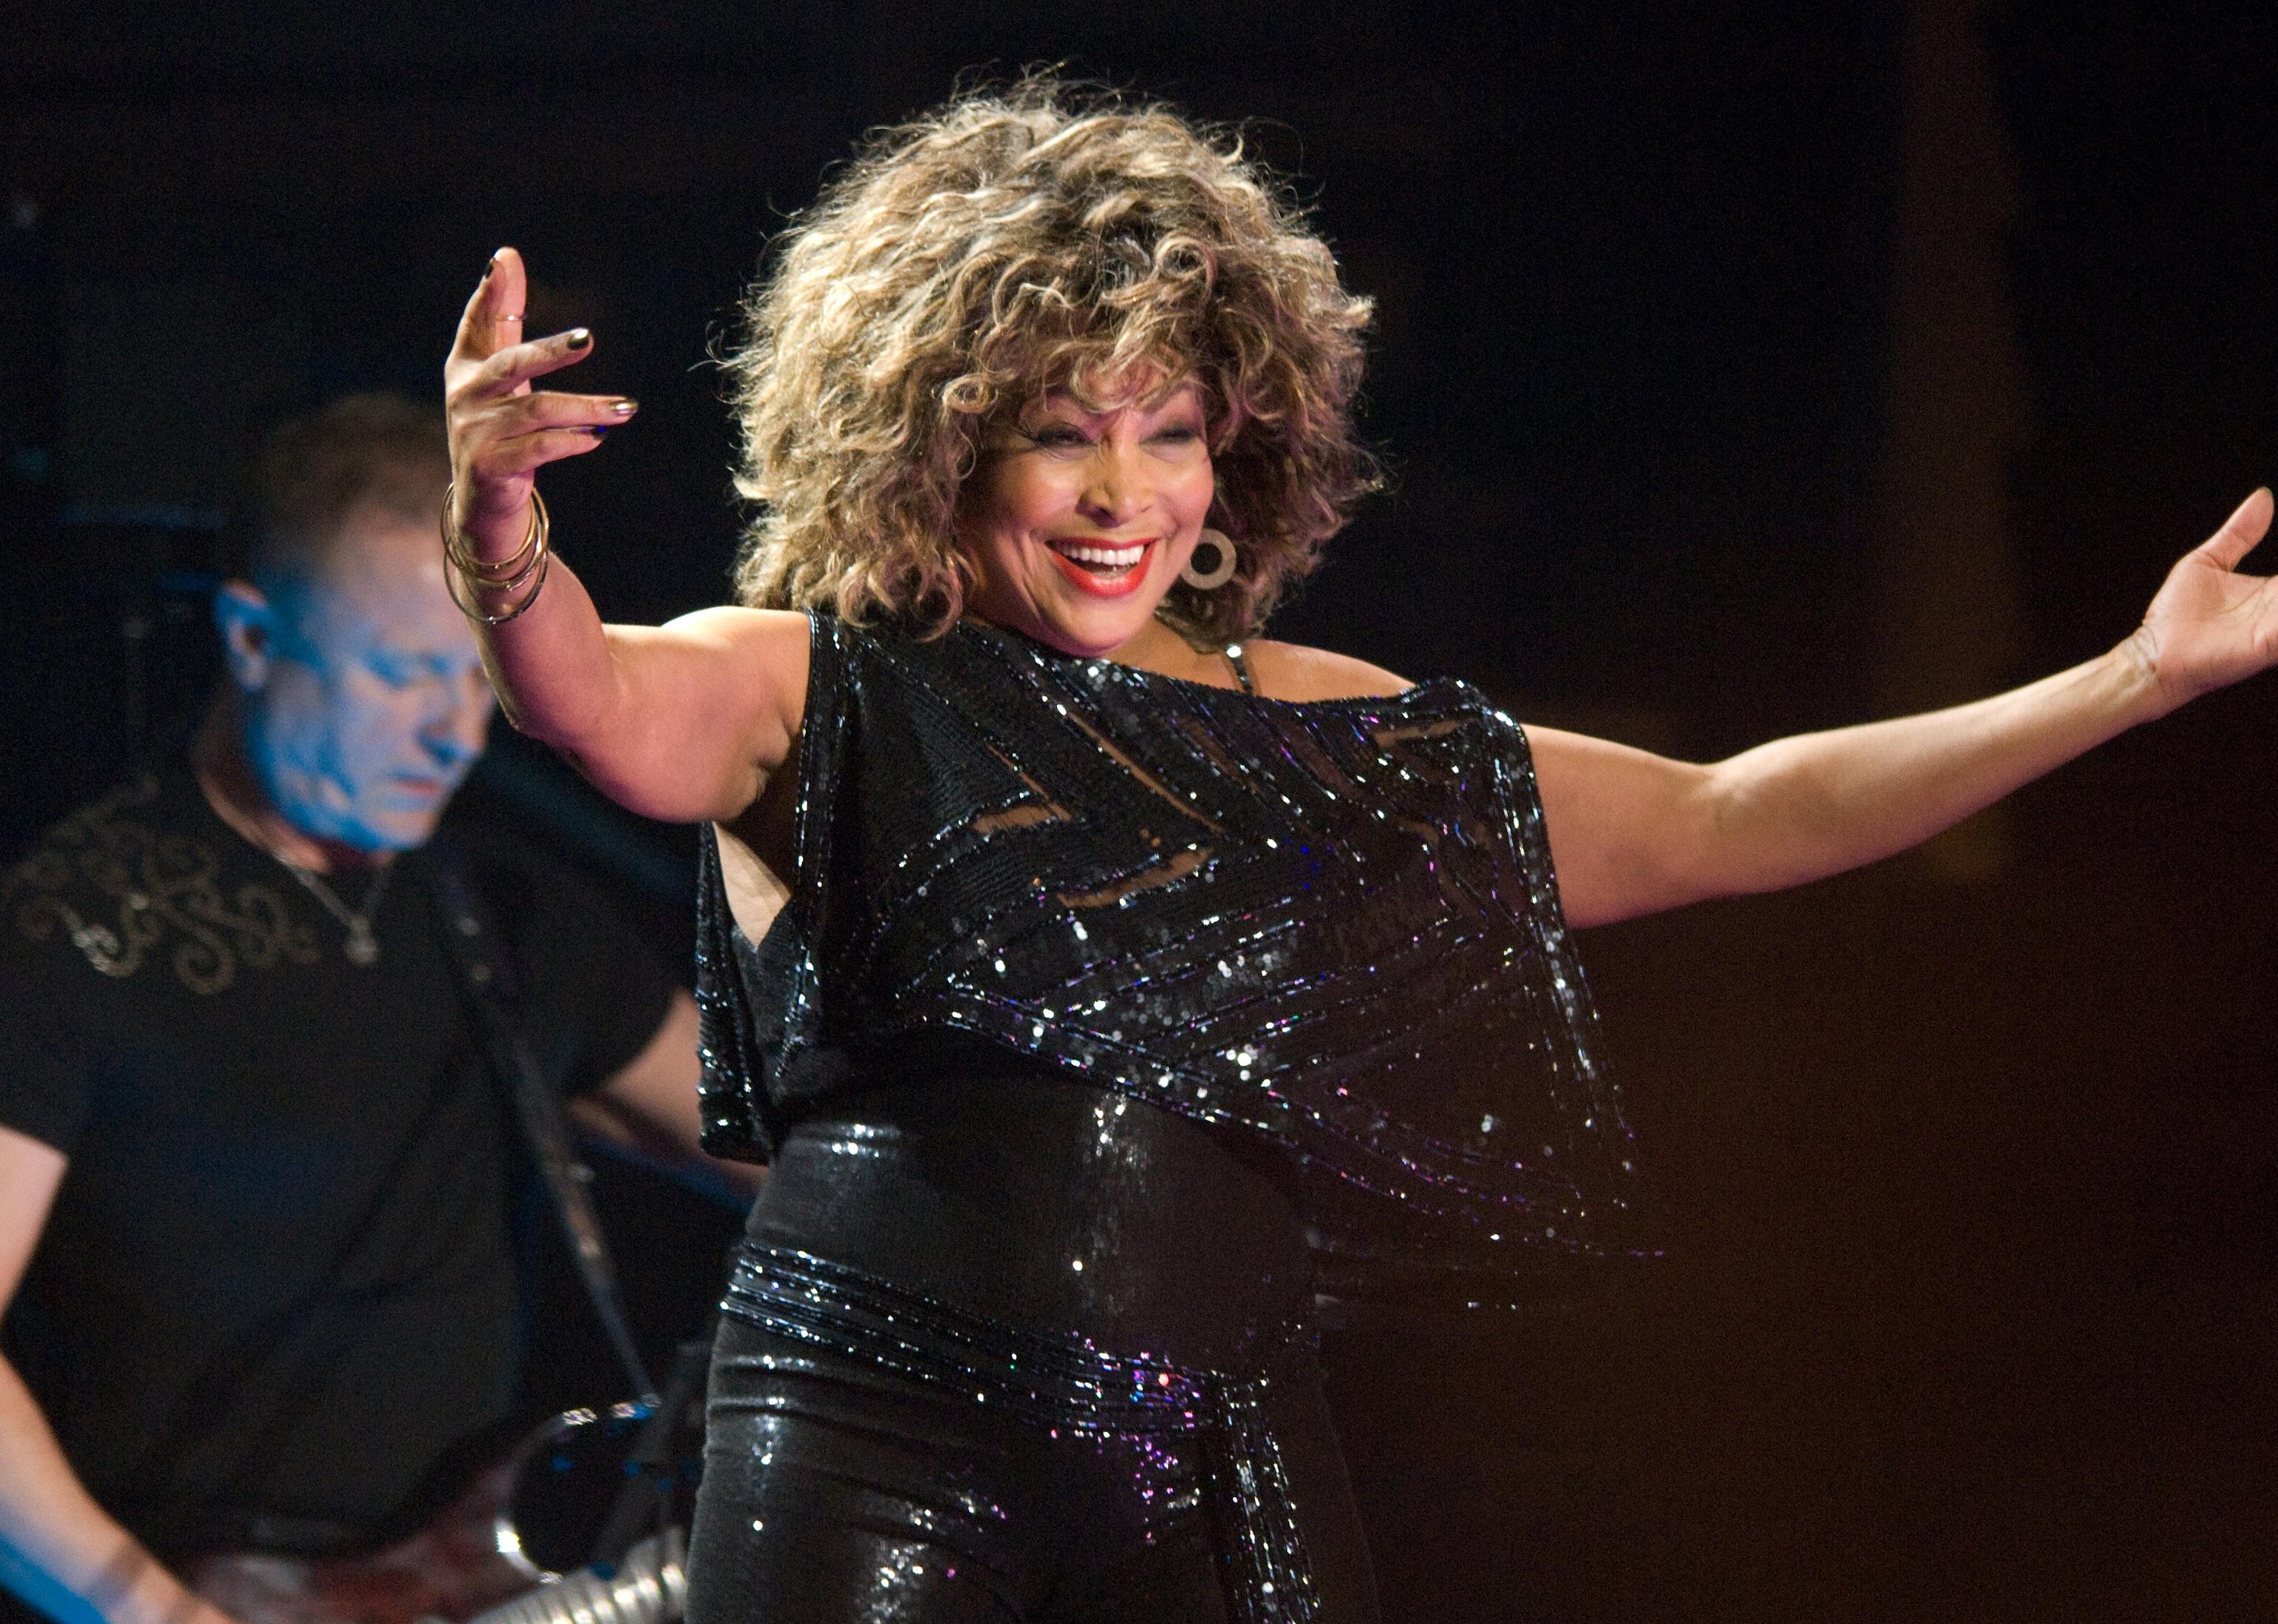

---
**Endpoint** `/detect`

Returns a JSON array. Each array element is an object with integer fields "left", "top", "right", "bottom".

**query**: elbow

[
  {"left": 1690, "top": 755, "right": 1854, "bottom": 899},
  {"left": 474, "top": 661, "right": 605, "bottom": 756},
  {"left": 1666, "top": 761, "right": 1758, "bottom": 905}
]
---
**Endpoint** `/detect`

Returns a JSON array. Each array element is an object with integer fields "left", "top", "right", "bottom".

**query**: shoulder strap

[
  {"left": 1225, "top": 640, "right": 1258, "bottom": 695},
  {"left": 423, "top": 833, "right": 658, "bottom": 1405}
]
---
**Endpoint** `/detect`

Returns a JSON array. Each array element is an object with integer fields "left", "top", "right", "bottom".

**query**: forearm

[
  {"left": 443, "top": 253, "right": 804, "bottom": 824},
  {"left": 572, "top": 993, "right": 766, "bottom": 1206},
  {"left": 444, "top": 257, "right": 643, "bottom": 772},
  {"left": 0, "top": 1357, "right": 211, "bottom": 1624},
  {"left": 572, "top": 1110, "right": 767, "bottom": 1207},
  {"left": 1694, "top": 640, "right": 2162, "bottom": 897},
  {"left": 1544, "top": 492, "right": 2276, "bottom": 925},
  {"left": 463, "top": 531, "right": 625, "bottom": 752}
]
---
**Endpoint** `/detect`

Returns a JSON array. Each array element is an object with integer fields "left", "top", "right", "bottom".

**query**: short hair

[
  {"left": 726, "top": 77, "right": 1381, "bottom": 648},
  {"left": 248, "top": 391, "right": 449, "bottom": 585}
]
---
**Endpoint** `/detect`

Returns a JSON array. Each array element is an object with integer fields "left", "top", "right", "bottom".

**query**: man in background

[{"left": 0, "top": 394, "right": 742, "bottom": 1624}]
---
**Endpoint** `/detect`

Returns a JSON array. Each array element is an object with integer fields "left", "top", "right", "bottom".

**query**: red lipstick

[{"left": 1047, "top": 537, "right": 1156, "bottom": 598}]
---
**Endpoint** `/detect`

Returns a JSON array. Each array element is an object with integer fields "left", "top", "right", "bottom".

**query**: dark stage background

[{"left": 4, "top": 3, "right": 2274, "bottom": 1617}]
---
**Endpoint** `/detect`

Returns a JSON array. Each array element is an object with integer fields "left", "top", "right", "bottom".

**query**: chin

[
  {"left": 1037, "top": 622, "right": 1136, "bottom": 659},
  {"left": 383, "top": 809, "right": 448, "bottom": 852},
  {"left": 1030, "top": 592, "right": 1165, "bottom": 657},
  {"left": 337, "top": 803, "right": 445, "bottom": 855}
]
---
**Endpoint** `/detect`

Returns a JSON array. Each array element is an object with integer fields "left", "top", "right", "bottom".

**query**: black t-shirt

[{"left": 0, "top": 766, "right": 677, "bottom": 1556}]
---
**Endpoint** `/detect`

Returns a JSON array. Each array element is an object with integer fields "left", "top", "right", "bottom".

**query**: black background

[{"left": 4, "top": 2, "right": 2274, "bottom": 1617}]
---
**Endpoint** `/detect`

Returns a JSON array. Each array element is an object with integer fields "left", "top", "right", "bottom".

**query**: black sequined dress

[{"left": 685, "top": 614, "right": 1658, "bottom": 1623}]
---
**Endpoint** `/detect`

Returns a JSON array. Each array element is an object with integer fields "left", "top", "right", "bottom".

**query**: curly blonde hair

[{"left": 725, "top": 78, "right": 1380, "bottom": 647}]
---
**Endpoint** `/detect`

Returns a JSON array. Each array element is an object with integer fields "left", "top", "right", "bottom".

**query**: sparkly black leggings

[{"left": 682, "top": 1056, "right": 1383, "bottom": 1624}]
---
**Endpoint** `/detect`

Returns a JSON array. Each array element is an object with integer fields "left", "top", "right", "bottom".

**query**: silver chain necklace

[{"left": 278, "top": 859, "right": 394, "bottom": 967}]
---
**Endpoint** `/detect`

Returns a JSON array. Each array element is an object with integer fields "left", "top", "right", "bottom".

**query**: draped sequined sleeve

[{"left": 695, "top": 614, "right": 1661, "bottom": 1301}]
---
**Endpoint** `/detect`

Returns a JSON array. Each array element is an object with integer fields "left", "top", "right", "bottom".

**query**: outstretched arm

[
  {"left": 1536, "top": 490, "right": 2278, "bottom": 928},
  {"left": 444, "top": 249, "right": 807, "bottom": 824}
]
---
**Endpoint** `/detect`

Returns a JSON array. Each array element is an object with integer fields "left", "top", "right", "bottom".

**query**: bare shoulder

[{"left": 1244, "top": 639, "right": 1412, "bottom": 702}]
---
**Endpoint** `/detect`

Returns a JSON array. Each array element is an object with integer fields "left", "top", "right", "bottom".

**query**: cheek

[
  {"left": 1174, "top": 457, "right": 1217, "bottom": 523},
  {"left": 257, "top": 669, "right": 336, "bottom": 767},
  {"left": 983, "top": 460, "right": 1079, "bottom": 537},
  {"left": 962, "top": 466, "right": 1061, "bottom": 589},
  {"left": 330, "top": 681, "right": 424, "bottom": 774}
]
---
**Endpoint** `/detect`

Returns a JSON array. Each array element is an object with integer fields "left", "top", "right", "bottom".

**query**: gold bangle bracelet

[
  {"left": 453, "top": 534, "right": 546, "bottom": 597},
  {"left": 448, "top": 524, "right": 538, "bottom": 583},
  {"left": 440, "top": 482, "right": 546, "bottom": 580},
  {"left": 440, "top": 480, "right": 541, "bottom": 576},
  {"left": 446, "top": 545, "right": 552, "bottom": 625},
  {"left": 441, "top": 485, "right": 552, "bottom": 625}
]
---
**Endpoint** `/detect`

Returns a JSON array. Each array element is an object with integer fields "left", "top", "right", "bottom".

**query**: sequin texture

[{"left": 721, "top": 1243, "right": 1322, "bottom": 1622}]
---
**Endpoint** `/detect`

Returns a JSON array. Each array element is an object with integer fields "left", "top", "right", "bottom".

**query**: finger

[
  {"left": 490, "top": 391, "right": 640, "bottom": 435},
  {"left": 449, "top": 247, "right": 526, "bottom": 366},
  {"left": 461, "top": 326, "right": 598, "bottom": 402},
  {"left": 478, "top": 423, "right": 626, "bottom": 479},
  {"left": 2195, "top": 487, "right": 2273, "bottom": 571},
  {"left": 486, "top": 245, "right": 530, "bottom": 354}
]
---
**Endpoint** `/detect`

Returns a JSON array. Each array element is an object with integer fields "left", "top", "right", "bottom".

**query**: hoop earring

[{"left": 1180, "top": 528, "right": 1238, "bottom": 590}]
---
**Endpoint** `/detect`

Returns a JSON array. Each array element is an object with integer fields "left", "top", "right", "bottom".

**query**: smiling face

[
  {"left": 227, "top": 503, "right": 496, "bottom": 854},
  {"left": 957, "top": 376, "right": 1219, "bottom": 659}
]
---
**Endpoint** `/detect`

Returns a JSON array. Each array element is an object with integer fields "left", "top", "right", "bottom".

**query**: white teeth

[{"left": 1055, "top": 541, "right": 1145, "bottom": 568}]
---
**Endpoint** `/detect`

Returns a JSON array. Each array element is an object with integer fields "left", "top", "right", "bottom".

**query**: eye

[
  {"left": 1026, "top": 425, "right": 1090, "bottom": 450},
  {"left": 368, "top": 654, "right": 425, "bottom": 689}
]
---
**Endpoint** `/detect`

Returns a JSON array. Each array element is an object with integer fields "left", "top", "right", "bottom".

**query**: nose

[{"left": 1076, "top": 437, "right": 1150, "bottom": 527}]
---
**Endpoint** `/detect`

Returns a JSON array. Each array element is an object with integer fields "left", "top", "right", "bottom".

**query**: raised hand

[
  {"left": 442, "top": 247, "right": 638, "bottom": 560},
  {"left": 2124, "top": 488, "right": 2278, "bottom": 715}
]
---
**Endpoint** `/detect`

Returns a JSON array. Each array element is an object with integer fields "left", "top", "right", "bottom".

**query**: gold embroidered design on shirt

[{"left": 4, "top": 778, "right": 320, "bottom": 995}]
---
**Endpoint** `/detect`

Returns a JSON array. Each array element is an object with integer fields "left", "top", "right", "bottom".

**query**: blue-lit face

[{"left": 234, "top": 506, "right": 495, "bottom": 853}]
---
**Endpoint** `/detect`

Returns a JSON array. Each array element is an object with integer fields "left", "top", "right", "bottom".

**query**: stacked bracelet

[{"left": 441, "top": 482, "right": 552, "bottom": 625}]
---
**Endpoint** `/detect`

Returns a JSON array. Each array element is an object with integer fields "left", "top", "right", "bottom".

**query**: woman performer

[{"left": 441, "top": 82, "right": 2276, "bottom": 1624}]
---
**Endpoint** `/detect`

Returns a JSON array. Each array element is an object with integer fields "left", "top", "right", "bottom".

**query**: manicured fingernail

[
  {"left": 565, "top": 328, "right": 592, "bottom": 348},
  {"left": 610, "top": 398, "right": 638, "bottom": 416}
]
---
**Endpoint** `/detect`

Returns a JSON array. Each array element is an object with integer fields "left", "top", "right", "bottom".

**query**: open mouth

[{"left": 1047, "top": 537, "right": 1155, "bottom": 598}]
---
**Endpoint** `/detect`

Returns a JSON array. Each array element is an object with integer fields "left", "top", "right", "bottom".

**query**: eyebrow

[
  {"left": 373, "top": 648, "right": 471, "bottom": 674},
  {"left": 1029, "top": 389, "right": 1205, "bottom": 425}
]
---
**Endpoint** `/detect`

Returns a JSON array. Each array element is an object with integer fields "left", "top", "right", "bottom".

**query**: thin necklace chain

[
  {"left": 277, "top": 858, "right": 394, "bottom": 967},
  {"left": 189, "top": 755, "right": 394, "bottom": 967}
]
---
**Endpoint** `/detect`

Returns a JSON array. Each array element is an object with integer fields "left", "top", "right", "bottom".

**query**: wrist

[
  {"left": 450, "top": 478, "right": 537, "bottom": 563},
  {"left": 2105, "top": 626, "right": 2179, "bottom": 726},
  {"left": 443, "top": 484, "right": 552, "bottom": 625},
  {"left": 102, "top": 1560, "right": 195, "bottom": 1624}
]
